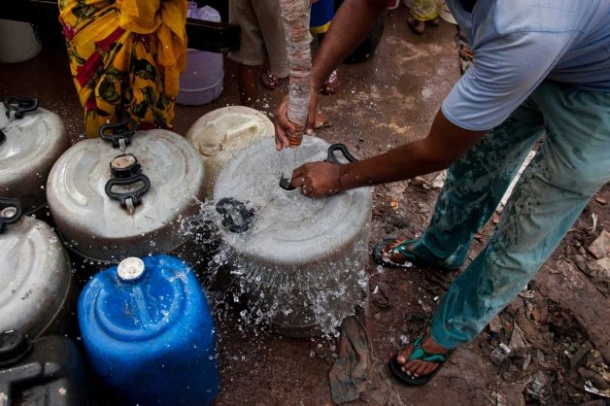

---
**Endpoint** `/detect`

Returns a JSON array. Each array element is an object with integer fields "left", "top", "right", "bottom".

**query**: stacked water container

[
  {"left": 0, "top": 96, "right": 75, "bottom": 338},
  {"left": 0, "top": 97, "right": 89, "bottom": 405}
]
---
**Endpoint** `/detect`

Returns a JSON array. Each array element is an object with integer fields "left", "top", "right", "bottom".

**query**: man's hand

[
  {"left": 290, "top": 162, "right": 343, "bottom": 198},
  {"left": 274, "top": 95, "right": 294, "bottom": 150},
  {"left": 274, "top": 85, "right": 321, "bottom": 151}
]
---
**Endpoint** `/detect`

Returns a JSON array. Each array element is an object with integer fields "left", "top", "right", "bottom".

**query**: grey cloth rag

[{"left": 329, "top": 316, "right": 403, "bottom": 405}]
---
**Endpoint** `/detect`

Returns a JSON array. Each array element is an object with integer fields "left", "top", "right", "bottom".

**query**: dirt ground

[{"left": 1, "top": 5, "right": 609, "bottom": 406}]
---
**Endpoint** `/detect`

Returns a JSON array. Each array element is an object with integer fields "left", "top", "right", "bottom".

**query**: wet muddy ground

[{"left": 2, "top": 5, "right": 609, "bottom": 406}]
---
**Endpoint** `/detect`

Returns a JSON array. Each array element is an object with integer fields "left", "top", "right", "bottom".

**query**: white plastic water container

[
  {"left": 186, "top": 106, "right": 274, "bottom": 198},
  {"left": 0, "top": 97, "right": 69, "bottom": 216},
  {"left": 0, "top": 199, "right": 75, "bottom": 338},
  {"left": 440, "top": 4, "right": 457, "bottom": 24},
  {"left": 46, "top": 123, "right": 208, "bottom": 273},
  {"left": 177, "top": 5, "right": 224, "bottom": 105},
  {"left": 213, "top": 137, "right": 373, "bottom": 337},
  {"left": 0, "top": 19, "right": 42, "bottom": 63}
]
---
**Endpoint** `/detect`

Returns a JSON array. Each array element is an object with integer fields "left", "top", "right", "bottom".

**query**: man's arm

[
  {"left": 275, "top": 0, "right": 390, "bottom": 149},
  {"left": 290, "top": 109, "right": 487, "bottom": 197},
  {"left": 309, "top": 0, "right": 390, "bottom": 90}
]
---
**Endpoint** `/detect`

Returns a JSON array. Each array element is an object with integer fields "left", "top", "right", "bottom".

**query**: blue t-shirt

[{"left": 443, "top": 0, "right": 610, "bottom": 131}]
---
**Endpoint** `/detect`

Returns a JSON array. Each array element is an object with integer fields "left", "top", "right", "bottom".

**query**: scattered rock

[
  {"left": 587, "top": 230, "right": 610, "bottom": 260},
  {"left": 410, "top": 170, "right": 446, "bottom": 190},
  {"left": 579, "top": 368, "right": 610, "bottom": 391},
  {"left": 570, "top": 341, "right": 593, "bottom": 371},
  {"left": 579, "top": 400, "right": 607, "bottom": 406},
  {"left": 509, "top": 325, "right": 532, "bottom": 371},
  {"left": 580, "top": 259, "right": 610, "bottom": 283},
  {"left": 525, "top": 371, "right": 550, "bottom": 402},
  {"left": 584, "top": 380, "right": 610, "bottom": 399},
  {"left": 488, "top": 315, "right": 503, "bottom": 334},
  {"left": 490, "top": 343, "right": 511, "bottom": 366}
]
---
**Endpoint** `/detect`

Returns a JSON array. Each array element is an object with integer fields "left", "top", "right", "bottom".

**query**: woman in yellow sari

[
  {"left": 58, "top": 0, "right": 187, "bottom": 138},
  {"left": 405, "top": 0, "right": 445, "bottom": 35}
]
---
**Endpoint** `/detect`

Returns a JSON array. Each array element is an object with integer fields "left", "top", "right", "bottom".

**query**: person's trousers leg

[
  {"left": 430, "top": 83, "right": 610, "bottom": 349},
  {"left": 410, "top": 99, "right": 545, "bottom": 269}
]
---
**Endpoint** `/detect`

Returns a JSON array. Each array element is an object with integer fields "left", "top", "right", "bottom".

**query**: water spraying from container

[{"left": 211, "top": 137, "right": 373, "bottom": 338}]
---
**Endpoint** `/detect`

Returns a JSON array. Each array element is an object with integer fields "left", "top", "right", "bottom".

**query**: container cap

[
  {"left": 117, "top": 257, "right": 146, "bottom": 281},
  {"left": 0, "top": 330, "right": 32, "bottom": 367}
]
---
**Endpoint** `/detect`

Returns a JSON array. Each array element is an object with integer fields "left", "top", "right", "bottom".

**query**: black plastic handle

[
  {"left": 99, "top": 119, "right": 137, "bottom": 149},
  {"left": 0, "top": 198, "right": 23, "bottom": 234},
  {"left": 105, "top": 174, "right": 151, "bottom": 209},
  {"left": 325, "top": 143, "right": 358, "bottom": 164},
  {"left": 215, "top": 197, "right": 255, "bottom": 233},
  {"left": 3, "top": 95, "right": 39, "bottom": 119}
]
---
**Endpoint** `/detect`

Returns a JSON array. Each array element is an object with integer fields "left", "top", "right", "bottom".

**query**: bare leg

[{"left": 237, "top": 63, "right": 261, "bottom": 108}]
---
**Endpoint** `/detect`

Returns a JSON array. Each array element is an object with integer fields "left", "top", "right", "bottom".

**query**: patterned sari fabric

[
  {"left": 406, "top": 0, "right": 445, "bottom": 21},
  {"left": 58, "top": 0, "right": 187, "bottom": 138}
]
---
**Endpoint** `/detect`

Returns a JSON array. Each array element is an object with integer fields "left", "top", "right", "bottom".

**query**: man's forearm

[
  {"left": 338, "top": 110, "right": 487, "bottom": 190},
  {"left": 311, "top": 0, "right": 390, "bottom": 89}
]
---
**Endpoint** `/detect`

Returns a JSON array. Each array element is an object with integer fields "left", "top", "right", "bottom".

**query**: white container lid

[
  {"left": 213, "top": 137, "right": 373, "bottom": 266},
  {"left": 186, "top": 106, "right": 274, "bottom": 199},
  {"left": 46, "top": 128, "right": 206, "bottom": 262},
  {"left": 0, "top": 101, "right": 69, "bottom": 214}
]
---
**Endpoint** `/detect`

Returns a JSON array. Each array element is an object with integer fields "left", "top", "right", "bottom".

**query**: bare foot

[
  {"left": 380, "top": 238, "right": 417, "bottom": 266},
  {"left": 407, "top": 16, "right": 425, "bottom": 35},
  {"left": 313, "top": 111, "right": 331, "bottom": 129},
  {"left": 320, "top": 70, "right": 339, "bottom": 95}
]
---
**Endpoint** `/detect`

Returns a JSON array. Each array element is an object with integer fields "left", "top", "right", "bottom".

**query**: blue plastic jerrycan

[{"left": 78, "top": 255, "right": 220, "bottom": 405}]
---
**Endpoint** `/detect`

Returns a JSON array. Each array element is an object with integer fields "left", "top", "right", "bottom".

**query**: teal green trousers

[{"left": 410, "top": 81, "right": 610, "bottom": 349}]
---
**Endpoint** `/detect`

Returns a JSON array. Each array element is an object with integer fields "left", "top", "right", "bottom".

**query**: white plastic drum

[
  {"left": 0, "top": 97, "right": 69, "bottom": 215},
  {"left": 213, "top": 137, "right": 372, "bottom": 337},
  {"left": 186, "top": 106, "right": 274, "bottom": 199},
  {"left": 0, "top": 20, "right": 42, "bottom": 63},
  {"left": 46, "top": 124, "right": 207, "bottom": 271},
  {"left": 0, "top": 199, "right": 74, "bottom": 338}
]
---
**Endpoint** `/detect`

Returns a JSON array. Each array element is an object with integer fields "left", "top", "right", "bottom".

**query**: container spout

[{"left": 279, "top": 175, "right": 295, "bottom": 190}]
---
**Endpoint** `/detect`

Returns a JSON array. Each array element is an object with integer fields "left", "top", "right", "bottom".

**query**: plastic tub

[
  {"left": 177, "top": 67, "right": 224, "bottom": 105},
  {"left": 0, "top": 19, "right": 42, "bottom": 63}
]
